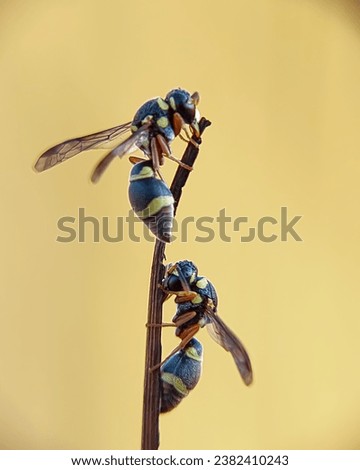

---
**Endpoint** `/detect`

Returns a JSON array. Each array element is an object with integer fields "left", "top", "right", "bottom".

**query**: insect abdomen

[
  {"left": 160, "top": 338, "right": 203, "bottom": 413},
  {"left": 128, "top": 161, "right": 174, "bottom": 243}
]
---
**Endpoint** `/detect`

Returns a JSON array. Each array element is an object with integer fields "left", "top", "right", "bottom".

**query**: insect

[
  {"left": 160, "top": 337, "right": 203, "bottom": 413},
  {"left": 34, "top": 89, "right": 200, "bottom": 182},
  {"left": 159, "top": 260, "right": 253, "bottom": 386},
  {"left": 128, "top": 159, "right": 174, "bottom": 243}
]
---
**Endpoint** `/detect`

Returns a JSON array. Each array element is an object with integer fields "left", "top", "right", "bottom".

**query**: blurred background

[{"left": 1, "top": 0, "right": 360, "bottom": 450}]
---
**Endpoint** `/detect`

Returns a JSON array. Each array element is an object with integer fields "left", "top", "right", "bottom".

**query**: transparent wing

[
  {"left": 90, "top": 124, "right": 151, "bottom": 183},
  {"left": 34, "top": 122, "right": 132, "bottom": 172},
  {"left": 206, "top": 307, "right": 253, "bottom": 385}
]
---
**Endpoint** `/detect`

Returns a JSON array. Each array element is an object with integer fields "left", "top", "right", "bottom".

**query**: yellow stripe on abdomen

[
  {"left": 161, "top": 372, "right": 188, "bottom": 396},
  {"left": 136, "top": 195, "right": 174, "bottom": 218}
]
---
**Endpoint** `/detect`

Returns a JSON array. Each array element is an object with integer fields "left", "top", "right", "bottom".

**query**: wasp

[
  {"left": 34, "top": 89, "right": 200, "bottom": 182},
  {"left": 158, "top": 260, "right": 253, "bottom": 386},
  {"left": 160, "top": 337, "right": 203, "bottom": 413},
  {"left": 128, "top": 159, "right": 174, "bottom": 243}
]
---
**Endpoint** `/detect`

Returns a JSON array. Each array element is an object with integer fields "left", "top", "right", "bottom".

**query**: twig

[{"left": 141, "top": 118, "right": 212, "bottom": 450}]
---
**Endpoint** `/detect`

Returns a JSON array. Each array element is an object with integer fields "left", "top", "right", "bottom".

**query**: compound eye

[
  {"left": 166, "top": 275, "right": 182, "bottom": 292},
  {"left": 180, "top": 102, "right": 196, "bottom": 124}
]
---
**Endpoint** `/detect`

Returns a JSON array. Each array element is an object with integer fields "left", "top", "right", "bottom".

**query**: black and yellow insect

[
  {"left": 128, "top": 160, "right": 174, "bottom": 243},
  {"left": 160, "top": 337, "right": 203, "bottom": 413},
  {"left": 34, "top": 88, "right": 200, "bottom": 182},
  {"left": 161, "top": 260, "right": 253, "bottom": 386}
]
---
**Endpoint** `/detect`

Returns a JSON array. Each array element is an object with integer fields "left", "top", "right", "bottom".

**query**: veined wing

[
  {"left": 206, "top": 307, "right": 253, "bottom": 386},
  {"left": 34, "top": 122, "right": 132, "bottom": 172},
  {"left": 91, "top": 123, "right": 151, "bottom": 183}
]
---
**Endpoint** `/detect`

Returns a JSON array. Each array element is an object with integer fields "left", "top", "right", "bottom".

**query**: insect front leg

[
  {"left": 173, "top": 112, "right": 200, "bottom": 149},
  {"left": 160, "top": 286, "right": 198, "bottom": 303}
]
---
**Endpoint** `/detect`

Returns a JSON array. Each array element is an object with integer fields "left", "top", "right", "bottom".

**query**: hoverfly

[
  {"left": 159, "top": 260, "right": 253, "bottom": 386},
  {"left": 34, "top": 89, "right": 200, "bottom": 182},
  {"left": 160, "top": 337, "right": 203, "bottom": 413},
  {"left": 128, "top": 159, "right": 174, "bottom": 243}
]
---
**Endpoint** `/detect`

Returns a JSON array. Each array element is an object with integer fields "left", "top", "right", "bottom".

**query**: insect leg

[
  {"left": 129, "top": 155, "right": 148, "bottom": 165},
  {"left": 150, "top": 323, "right": 200, "bottom": 372},
  {"left": 145, "top": 322, "right": 176, "bottom": 328},
  {"left": 160, "top": 287, "right": 198, "bottom": 303},
  {"left": 173, "top": 310, "right": 197, "bottom": 327},
  {"left": 155, "top": 134, "right": 193, "bottom": 171},
  {"left": 151, "top": 137, "right": 161, "bottom": 172},
  {"left": 181, "top": 128, "right": 200, "bottom": 149}
]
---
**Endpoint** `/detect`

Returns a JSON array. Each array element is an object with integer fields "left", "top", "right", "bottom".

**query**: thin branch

[{"left": 141, "top": 118, "right": 212, "bottom": 450}]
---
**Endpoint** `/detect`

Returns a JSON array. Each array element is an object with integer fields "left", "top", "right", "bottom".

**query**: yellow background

[{"left": 1, "top": 0, "right": 360, "bottom": 450}]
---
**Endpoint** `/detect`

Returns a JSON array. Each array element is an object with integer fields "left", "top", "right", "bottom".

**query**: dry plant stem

[{"left": 141, "top": 118, "right": 212, "bottom": 450}]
